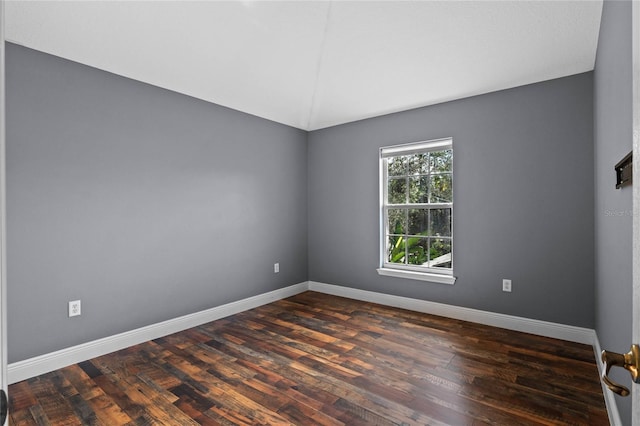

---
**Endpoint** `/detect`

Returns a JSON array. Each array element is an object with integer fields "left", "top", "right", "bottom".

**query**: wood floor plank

[{"left": 9, "top": 291, "right": 609, "bottom": 425}]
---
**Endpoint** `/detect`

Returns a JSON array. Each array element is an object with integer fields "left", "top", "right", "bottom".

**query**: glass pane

[
  {"left": 387, "top": 209, "right": 406, "bottom": 234},
  {"left": 408, "top": 209, "right": 429, "bottom": 235},
  {"left": 388, "top": 156, "right": 407, "bottom": 176},
  {"left": 429, "top": 173, "right": 452, "bottom": 203},
  {"left": 387, "top": 235, "right": 407, "bottom": 264},
  {"left": 408, "top": 176, "right": 429, "bottom": 203},
  {"left": 430, "top": 238, "right": 452, "bottom": 268},
  {"left": 421, "top": 153, "right": 431, "bottom": 174},
  {"left": 388, "top": 178, "right": 406, "bottom": 204},
  {"left": 430, "top": 208, "right": 451, "bottom": 236},
  {"left": 407, "top": 237, "right": 429, "bottom": 266},
  {"left": 407, "top": 153, "right": 428, "bottom": 176},
  {"left": 430, "top": 149, "right": 452, "bottom": 173}
]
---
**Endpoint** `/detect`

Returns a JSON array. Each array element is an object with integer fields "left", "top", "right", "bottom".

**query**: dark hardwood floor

[{"left": 8, "top": 291, "right": 608, "bottom": 425}]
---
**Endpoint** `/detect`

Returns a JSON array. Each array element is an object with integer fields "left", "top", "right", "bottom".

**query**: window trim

[
  {"left": 376, "top": 268, "right": 456, "bottom": 285},
  {"left": 378, "top": 138, "right": 456, "bottom": 284}
]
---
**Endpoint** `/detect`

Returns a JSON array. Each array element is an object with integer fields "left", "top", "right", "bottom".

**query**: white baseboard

[
  {"left": 593, "top": 335, "right": 623, "bottom": 426},
  {"left": 9, "top": 280, "right": 598, "bottom": 383},
  {"left": 8, "top": 282, "right": 308, "bottom": 384},
  {"left": 309, "top": 281, "right": 596, "bottom": 344}
]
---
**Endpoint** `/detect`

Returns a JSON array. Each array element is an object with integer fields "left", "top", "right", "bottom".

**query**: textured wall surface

[
  {"left": 308, "top": 73, "right": 595, "bottom": 328},
  {"left": 593, "top": 0, "right": 633, "bottom": 423},
  {"left": 6, "top": 44, "right": 308, "bottom": 362}
]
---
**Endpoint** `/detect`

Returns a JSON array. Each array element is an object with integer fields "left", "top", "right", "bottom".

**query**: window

[{"left": 378, "top": 138, "right": 455, "bottom": 284}]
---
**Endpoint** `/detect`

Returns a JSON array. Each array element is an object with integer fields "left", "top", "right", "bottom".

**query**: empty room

[{"left": 0, "top": 0, "right": 638, "bottom": 425}]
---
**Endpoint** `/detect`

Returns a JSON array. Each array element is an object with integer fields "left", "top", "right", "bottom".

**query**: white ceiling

[{"left": 5, "top": 1, "right": 603, "bottom": 131}]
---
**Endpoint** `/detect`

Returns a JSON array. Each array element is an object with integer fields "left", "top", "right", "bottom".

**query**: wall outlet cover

[{"left": 69, "top": 300, "right": 81, "bottom": 317}]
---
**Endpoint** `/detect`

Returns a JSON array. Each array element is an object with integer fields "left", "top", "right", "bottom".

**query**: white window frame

[{"left": 377, "top": 138, "right": 456, "bottom": 285}]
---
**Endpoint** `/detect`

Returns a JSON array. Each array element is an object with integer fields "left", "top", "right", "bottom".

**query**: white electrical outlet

[
  {"left": 502, "top": 279, "right": 512, "bottom": 293},
  {"left": 69, "top": 300, "right": 81, "bottom": 317},
  {"left": 274, "top": 262, "right": 280, "bottom": 273}
]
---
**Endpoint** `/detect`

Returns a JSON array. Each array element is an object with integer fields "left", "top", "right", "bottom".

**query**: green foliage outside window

[{"left": 388, "top": 222, "right": 452, "bottom": 267}]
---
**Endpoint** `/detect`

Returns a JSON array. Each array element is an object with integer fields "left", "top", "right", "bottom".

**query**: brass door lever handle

[{"left": 601, "top": 344, "right": 640, "bottom": 396}]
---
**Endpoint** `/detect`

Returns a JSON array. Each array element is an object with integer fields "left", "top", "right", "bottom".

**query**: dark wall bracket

[{"left": 615, "top": 151, "right": 632, "bottom": 189}]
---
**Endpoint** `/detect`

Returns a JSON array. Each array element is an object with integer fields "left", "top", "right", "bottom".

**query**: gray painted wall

[
  {"left": 594, "top": 0, "right": 633, "bottom": 424},
  {"left": 5, "top": 44, "right": 308, "bottom": 363},
  {"left": 308, "top": 73, "right": 595, "bottom": 328}
]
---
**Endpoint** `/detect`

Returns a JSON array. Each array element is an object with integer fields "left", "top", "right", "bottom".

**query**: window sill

[{"left": 376, "top": 268, "right": 456, "bottom": 285}]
